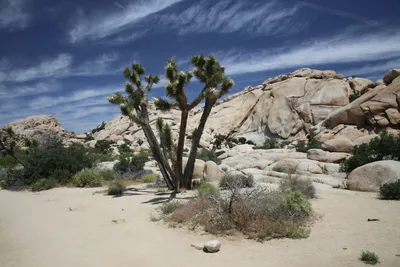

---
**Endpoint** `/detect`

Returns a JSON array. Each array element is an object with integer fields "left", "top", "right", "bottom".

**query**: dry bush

[
  {"left": 166, "top": 181, "right": 314, "bottom": 241},
  {"left": 279, "top": 175, "right": 316, "bottom": 199}
]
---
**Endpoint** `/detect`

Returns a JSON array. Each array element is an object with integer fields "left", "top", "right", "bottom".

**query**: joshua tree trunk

[
  {"left": 183, "top": 100, "right": 214, "bottom": 189},
  {"left": 141, "top": 123, "right": 175, "bottom": 190},
  {"left": 174, "top": 109, "right": 189, "bottom": 192}
]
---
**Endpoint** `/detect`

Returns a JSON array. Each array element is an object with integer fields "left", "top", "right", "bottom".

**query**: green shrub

[
  {"left": 141, "top": 173, "right": 157, "bottom": 183},
  {"left": 72, "top": 169, "right": 103, "bottom": 188},
  {"left": 360, "top": 251, "right": 379, "bottom": 265},
  {"left": 280, "top": 175, "right": 316, "bottom": 199},
  {"left": 246, "top": 140, "right": 256, "bottom": 145},
  {"left": 0, "top": 155, "right": 17, "bottom": 167},
  {"left": 296, "top": 138, "right": 322, "bottom": 153},
  {"left": 23, "top": 138, "right": 94, "bottom": 185},
  {"left": 94, "top": 140, "right": 113, "bottom": 155},
  {"left": 114, "top": 150, "right": 149, "bottom": 174},
  {"left": 238, "top": 137, "right": 247, "bottom": 144},
  {"left": 349, "top": 91, "right": 361, "bottom": 103},
  {"left": 118, "top": 143, "right": 131, "bottom": 154},
  {"left": 90, "top": 153, "right": 115, "bottom": 163},
  {"left": 212, "top": 134, "right": 228, "bottom": 149},
  {"left": 379, "top": 180, "right": 400, "bottom": 200},
  {"left": 341, "top": 131, "right": 400, "bottom": 172},
  {"left": 137, "top": 139, "right": 144, "bottom": 146},
  {"left": 196, "top": 149, "right": 221, "bottom": 164},
  {"left": 195, "top": 182, "right": 220, "bottom": 197},
  {"left": 255, "top": 138, "right": 283, "bottom": 149},
  {"left": 219, "top": 173, "right": 254, "bottom": 189},
  {"left": 31, "top": 178, "right": 58, "bottom": 192},
  {"left": 91, "top": 122, "right": 105, "bottom": 134},
  {"left": 99, "top": 170, "right": 115, "bottom": 181},
  {"left": 160, "top": 201, "right": 183, "bottom": 215},
  {"left": 107, "top": 180, "right": 126, "bottom": 195},
  {"left": 84, "top": 134, "right": 95, "bottom": 142}
]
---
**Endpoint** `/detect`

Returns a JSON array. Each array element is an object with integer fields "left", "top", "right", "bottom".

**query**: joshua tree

[{"left": 108, "top": 55, "right": 234, "bottom": 192}]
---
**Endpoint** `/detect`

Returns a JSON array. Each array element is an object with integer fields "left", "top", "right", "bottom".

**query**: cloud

[
  {"left": 0, "top": 0, "right": 32, "bottom": 30},
  {"left": 217, "top": 30, "right": 400, "bottom": 76},
  {"left": 341, "top": 58, "right": 400, "bottom": 77},
  {"left": 154, "top": 0, "right": 302, "bottom": 36},
  {"left": 28, "top": 86, "right": 121, "bottom": 109},
  {"left": 0, "top": 80, "right": 60, "bottom": 99},
  {"left": 68, "top": 0, "right": 183, "bottom": 43},
  {"left": 0, "top": 52, "right": 121, "bottom": 82}
]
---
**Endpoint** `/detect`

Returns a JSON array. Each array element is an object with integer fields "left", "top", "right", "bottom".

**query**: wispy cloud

[
  {"left": 68, "top": 0, "right": 183, "bottom": 43},
  {"left": 341, "top": 58, "right": 400, "bottom": 77},
  {"left": 0, "top": 52, "right": 121, "bottom": 82},
  {"left": 28, "top": 86, "right": 121, "bottom": 109},
  {"left": 0, "top": 80, "right": 60, "bottom": 99},
  {"left": 0, "top": 0, "right": 32, "bottom": 30},
  {"left": 217, "top": 30, "right": 400, "bottom": 75},
  {"left": 154, "top": 0, "right": 303, "bottom": 36}
]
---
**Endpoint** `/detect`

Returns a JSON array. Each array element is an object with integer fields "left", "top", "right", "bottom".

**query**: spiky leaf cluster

[
  {"left": 191, "top": 54, "right": 234, "bottom": 101},
  {"left": 109, "top": 64, "right": 160, "bottom": 119}
]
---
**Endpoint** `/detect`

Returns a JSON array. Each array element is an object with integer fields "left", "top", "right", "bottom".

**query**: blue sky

[{"left": 0, "top": 0, "right": 399, "bottom": 133}]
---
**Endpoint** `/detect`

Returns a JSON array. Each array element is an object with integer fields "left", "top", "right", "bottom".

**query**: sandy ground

[{"left": 0, "top": 186, "right": 399, "bottom": 267}]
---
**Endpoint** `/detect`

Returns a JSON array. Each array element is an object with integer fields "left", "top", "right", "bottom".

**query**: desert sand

[{"left": 0, "top": 186, "right": 399, "bottom": 267}]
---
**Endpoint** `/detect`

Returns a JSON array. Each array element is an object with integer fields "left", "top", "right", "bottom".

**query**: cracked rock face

[{"left": 5, "top": 68, "right": 400, "bottom": 149}]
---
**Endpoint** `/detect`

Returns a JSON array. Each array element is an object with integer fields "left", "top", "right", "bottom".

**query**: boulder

[
  {"left": 322, "top": 138, "right": 354, "bottom": 153},
  {"left": 307, "top": 149, "right": 350, "bottom": 163},
  {"left": 95, "top": 161, "right": 118, "bottom": 171},
  {"left": 347, "top": 160, "right": 400, "bottom": 192},
  {"left": 75, "top": 134, "right": 87, "bottom": 139},
  {"left": 272, "top": 159, "right": 299, "bottom": 174},
  {"left": 296, "top": 160, "right": 323, "bottom": 174},
  {"left": 349, "top": 77, "right": 374, "bottom": 95},
  {"left": 183, "top": 158, "right": 205, "bottom": 178},
  {"left": 383, "top": 69, "right": 400, "bottom": 85},
  {"left": 85, "top": 140, "right": 97, "bottom": 148},
  {"left": 353, "top": 134, "right": 379, "bottom": 146},
  {"left": 204, "top": 161, "right": 225, "bottom": 182}
]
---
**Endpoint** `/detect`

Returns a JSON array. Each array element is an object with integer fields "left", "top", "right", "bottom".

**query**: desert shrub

[
  {"left": 22, "top": 138, "right": 94, "bottom": 185},
  {"left": 94, "top": 140, "right": 113, "bottom": 155},
  {"left": 195, "top": 182, "right": 220, "bottom": 197},
  {"left": 99, "top": 170, "right": 115, "bottom": 181},
  {"left": 72, "top": 169, "right": 103, "bottom": 187},
  {"left": 360, "top": 251, "right": 379, "bottom": 265},
  {"left": 379, "top": 180, "right": 400, "bottom": 200},
  {"left": 341, "top": 131, "right": 400, "bottom": 172},
  {"left": 212, "top": 134, "right": 228, "bottom": 149},
  {"left": 0, "top": 168, "right": 25, "bottom": 190},
  {"left": 296, "top": 138, "right": 322, "bottom": 152},
  {"left": 167, "top": 186, "right": 313, "bottom": 241},
  {"left": 114, "top": 150, "right": 149, "bottom": 175},
  {"left": 196, "top": 148, "right": 221, "bottom": 164},
  {"left": 219, "top": 173, "right": 254, "bottom": 189},
  {"left": 141, "top": 173, "right": 157, "bottom": 183},
  {"left": 238, "top": 137, "right": 247, "bottom": 144},
  {"left": 91, "top": 121, "right": 106, "bottom": 134},
  {"left": 84, "top": 134, "right": 95, "bottom": 142},
  {"left": 246, "top": 140, "right": 256, "bottom": 145},
  {"left": 31, "top": 178, "right": 57, "bottom": 192},
  {"left": 160, "top": 201, "right": 183, "bottom": 215},
  {"left": 255, "top": 138, "right": 282, "bottom": 149},
  {"left": 107, "top": 180, "right": 126, "bottom": 195},
  {"left": 118, "top": 143, "right": 131, "bottom": 154},
  {"left": 90, "top": 153, "right": 115, "bottom": 163},
  {"left": 280, "top": 175, "right": 316, "bottom": 199},
  {"left": 0, "top": 155, "right": 17, "bottom": 167},
  {"left": 349, "top": 91, "right": 361, "bottom": 103}
]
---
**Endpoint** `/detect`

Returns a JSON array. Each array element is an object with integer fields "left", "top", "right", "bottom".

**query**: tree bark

[
  {"left": 174, "top": 109, "right": 189, "bottom": 192},
  {"left": 183, "top": 100, "right": 214, "bottom": 189}
]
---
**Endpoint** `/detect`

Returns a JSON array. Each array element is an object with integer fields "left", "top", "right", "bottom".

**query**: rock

[
  {"left": 107, "top": 134, "right": 123, "bottom": 142},
  {"left": 204, "top": 240, "right": 221, "bottom": 253},
  {"left": 75, "top": 134, "right": 87, "bottom": 139},
  {"left": 204, "top": 161, "right": 225, "bottom": 182},
  {"left": 272, "top": 159, "right": 299, "bottom": 174},
  {"left": 296, "top": 160, "right": 323, "bottom": 174},
  {"left": 383, "top": 69, "right": 400, "bottom": 85},
  {"left": 117, "top": 140, "right": 125, "bottom": 146},
  {"left": 183, "top": 158, "right": 205, "bottom": 178},
  {"left": 95, "top": 161, "right": 118, "bottom": 170},
  {"left": 385, "top": 108, "right": 400, "bottom": 124},
  {"left": 375, "top": 79, "right": 384, "bottom": 86},
  {"left": 307, "top": 149, "right": 350, "bottom": 163},
  {"left": 353, "top": 134, "right": 379, "bottom": 146},
  {"left": 349, "top": 78, "right": 374, "bottom": 95},
  {"left": 85, "top": 140, "right": 97, "bottom": 148},
  {"left": 347, "top": 160, "right": 400, "bottom": 192},
  {"left": 322, "top": 138, "right": 354, "bottom": 153}
]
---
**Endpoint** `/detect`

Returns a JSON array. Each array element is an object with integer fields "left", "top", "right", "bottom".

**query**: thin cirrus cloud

[
  {"left": 155, "top": 0, "right": 303, "bottom": 36},
  {"left": 0, "top": 0, "right": 32, "bottom": 30},
  {"left": 0, "top": 80, "right": 60, "bottom": 99},
  {"left": 67, "top": 0, "right": 184, "bottom": 43},
  {"left": 218, "top": 30, "right": 400, "bottom": 76},
  {"left": 341, "top": 58, "right": 400, "bottom": 77},
  {"left": 0, "top": 52, "right": 121, "bottom": 83}
]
